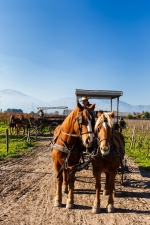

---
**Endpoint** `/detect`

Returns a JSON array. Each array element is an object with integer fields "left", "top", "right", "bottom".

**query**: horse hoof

[
  {"left": 54, "top": 199, "right": 62, "bottom": 207},
  {"left": 103, "top": 190, "right": 109, "bottom": 195},
  {"left": 92, "top": 206, "right": 100, "bottom": 214},
  {"left": 62, "top": 186, "right": 68, "bottom": 194},
  {"left": 106, "top": 204, "right": 114, "bottom": 213},
  {"left": 66, "top": 199, "right": 74, "bottom": 209}
]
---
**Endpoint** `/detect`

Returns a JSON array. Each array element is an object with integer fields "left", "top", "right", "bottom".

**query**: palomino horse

[
  {"left": 92, "top": 110, "right": 125, "bottom": 213},
  {"left": 51, "top": 101, "right": 95, "bottom": 209}
]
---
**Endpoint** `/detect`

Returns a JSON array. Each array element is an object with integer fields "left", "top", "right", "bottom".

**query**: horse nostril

[{"left": 86, "top": 138, "right": 89, "bottom": 144}]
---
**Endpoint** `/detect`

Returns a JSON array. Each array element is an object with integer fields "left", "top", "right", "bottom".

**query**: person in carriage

[
  {"left": 80, "top": 96, "right": 96, "bottom": 118},
  {"left": 38, "top": 108, "right": 45, "bottom": 120},
  {"left": 80, "top": 96, "right": 92, "bottom": 108},
  {"left": 119, "top": 117, "right": 126, "bottom": 133}
]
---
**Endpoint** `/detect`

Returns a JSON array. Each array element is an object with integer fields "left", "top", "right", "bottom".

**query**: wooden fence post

[
  {"left": 27, "top": 128, "right": 30, "bottom": 143},
  {"left": 6, "top": 128, "right": 8, "bottom": 153},
  {"left": 35, "top": 126, "right": 38, "bottom": 141}
]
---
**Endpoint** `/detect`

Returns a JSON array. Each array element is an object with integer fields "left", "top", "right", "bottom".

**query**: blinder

[
  {"left": 75, "top": 114, "right": 93, "bottom": 136},
  {"left": 76, "top": 116, "right": 83, "bottom": 125},
  {"left": 74, "top": 116, "right": 83, "bottom": 134}
]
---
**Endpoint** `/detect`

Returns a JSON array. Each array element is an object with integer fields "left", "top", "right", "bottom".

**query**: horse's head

[
  {"left": 73, "top": 101, "right": 95, "bottom": 147},
  {"left": 95, "top": 110, "right": 114, "bottom": 156}
]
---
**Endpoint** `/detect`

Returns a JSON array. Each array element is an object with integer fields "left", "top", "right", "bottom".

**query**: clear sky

[{"left": 0, "top": 0, "right": 150, "bottom": 105}]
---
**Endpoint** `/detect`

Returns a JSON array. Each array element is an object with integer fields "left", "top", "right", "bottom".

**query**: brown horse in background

[
  {"left": 17, "top": 114, "right": 30, "bottom": 134},
  {"left": 92, "top": 110, "right": 125, "bottom": 213},
  {"left": 8, "top": 115, "right": 21, "bottom": 134},
  {"left": 9, "top": 114, "right": 30, "bottom": 135},
  {"left": 51, "top": 101, "right": 95, "bottom": 209}
]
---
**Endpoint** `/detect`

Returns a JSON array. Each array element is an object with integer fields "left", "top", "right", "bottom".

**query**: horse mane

[
  {"left": 95, "top": 112, "right": 114, "bottom": 132},
  {"left": 61, "top": 104, "right": 88, "bottom": 130},
  {"left": 61, "top": 107, "right": 79, "bottom": 129}
]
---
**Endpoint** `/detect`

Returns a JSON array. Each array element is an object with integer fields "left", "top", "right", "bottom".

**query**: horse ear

[
  {"left": 89, "top": 104, "right": 96, "bottom": 111},
  {"left": 110, "top": 110, "right": 115, "bottom": 118},
  {"left": 77, "top": 101, "right": 84, "bottom": 111}
]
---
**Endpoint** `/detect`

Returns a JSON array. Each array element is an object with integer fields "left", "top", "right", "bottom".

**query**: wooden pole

[
  {"left": 6, "top": 129, "right": 8, "bottom": 153},
  {"left": 27, "top": 128, "right": 31, "bottom": 143},
  {"left": 35, "top": 126, "right": 38, "bottom": 141}
]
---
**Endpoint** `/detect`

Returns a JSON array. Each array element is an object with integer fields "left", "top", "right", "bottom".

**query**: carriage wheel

[
  {"left": 49, "top": 122, "right": 59, "bottom": 135},
  {"left": 38, "top": 124, "right": 45, "bottom": 135}
]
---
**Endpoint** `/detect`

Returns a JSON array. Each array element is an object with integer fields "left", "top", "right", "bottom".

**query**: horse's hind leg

[{"left": 103, "top": 172, "right": 110, "bottom": 195}]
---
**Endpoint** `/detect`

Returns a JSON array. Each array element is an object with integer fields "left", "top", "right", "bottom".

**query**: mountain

[{"left": 0, "top": 89, "right": 150, "bottom": 113}]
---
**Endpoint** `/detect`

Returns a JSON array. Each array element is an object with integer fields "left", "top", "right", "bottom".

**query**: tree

[
  {"left": 126, "top": 114, "right": 133, "bottom": 119},
  {"left": 143, "top": 111, "right": 150, "bottom": 119},
  {"left": 54, "top": 111, "right": 59, "bottom": 114},
  {"left": 5, "top": 108, "right": 23, "bottom": 113}
]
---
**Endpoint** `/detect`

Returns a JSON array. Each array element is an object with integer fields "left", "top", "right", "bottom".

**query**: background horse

[
  {"left": 51, "top": 101, "right": 95, "bottom": 209},
  {"left": 9, "top": 114, "right": 30, "bottom": 135},
  {"left": 92, "top": 110, "right": 125, "bottom": 213},
  {"left": 17, "top": 114, "right": 30, "bottom": 134},
  {"left": 8, "top": 114, "right": 21, "bottom": 134}
]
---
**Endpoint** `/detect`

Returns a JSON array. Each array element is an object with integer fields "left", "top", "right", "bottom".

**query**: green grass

[
  {"left": 0, "top": 134, "right": 36, "bottom": 160},
  {"left": 124, "top": 134, "right": 150, "bottom": 171},
  {"left": 0, "top": 122, "right": 8, "bottom": 133}
]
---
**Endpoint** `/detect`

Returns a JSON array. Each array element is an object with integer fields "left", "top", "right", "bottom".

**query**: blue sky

[{"left": 0, "top": 0, "right": 150, "bottom": 105}]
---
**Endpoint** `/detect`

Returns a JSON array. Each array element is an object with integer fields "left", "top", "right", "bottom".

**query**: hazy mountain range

[{"left": 0, "top": 89, "right": 150, "bottom": 114}]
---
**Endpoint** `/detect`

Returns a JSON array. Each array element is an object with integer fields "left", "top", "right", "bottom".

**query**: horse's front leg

[
  {"left": 92, "top": 171, "right": 101, "bottom": 214},
  {"left": 62, "top": 169, "right": 68, "bottom": 194},
  {"left": 54, "top": 162, "right": 63, "bottom": 207},
  {"left": 106, "top": 171, "right": 117, "bottom": 213},
  {"left": 23, "top": 126, "right": 25, "bottom": 135},
  {"left": 66, "top": 172, "right": 75, "bottom": 209}
]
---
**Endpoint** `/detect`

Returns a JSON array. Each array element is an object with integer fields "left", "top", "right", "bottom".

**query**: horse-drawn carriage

[
  {"left": 51, "top": 89, "right": 126, "bottom": 213},
  {"left": 35, "top": 106, "right": 69, "bottom": 135}
]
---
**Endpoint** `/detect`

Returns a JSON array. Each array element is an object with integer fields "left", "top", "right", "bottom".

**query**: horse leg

[
  {"left": 62, "top": 169, "right": 69, "bottom": 194},
  {"left": 92, "top": 171, "right": 101, "bottom": 214},
  {"left": 66, "top": 172, "right": 75, "bottom": 209},
  {"left": 16, "top": 126, "right": 19, "bottom": 135},
  {"left": 103, "top": 172, "right": 110, "bottom": 195},
  {"left": 106, "top": 171, "right": 117, "bottom": 213},
  {"left": 53, "top": 162, "right": 63, "bottom": 207},
  {"left": 23, "top": 126, "right": 25, "bottom": 135},
  {"left": 8, "top": 126, "right": 11, "bottom": 135}
]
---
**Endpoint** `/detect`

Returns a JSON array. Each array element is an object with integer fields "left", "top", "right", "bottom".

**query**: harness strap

[
  {"left": 61, "top": 129, "right": 79, "bottom": 137},
  {"left": 52, "top": 143, "right": 81, "bottom": 154},
  {"left": 53, "top": 143, "right": 70, "bottom": 154}
]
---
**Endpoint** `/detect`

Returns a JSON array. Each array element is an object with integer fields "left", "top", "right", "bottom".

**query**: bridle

[
  {"left": 96, "top": 117, "right": 113, "bottom": 145},
  {"left": 61, "top": 110, "right": 94, "bottom": 138}
]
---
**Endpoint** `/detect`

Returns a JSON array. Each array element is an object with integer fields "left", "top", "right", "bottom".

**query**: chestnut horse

[
  {"left": 51, "top": 101, "right": 95, "bottom": 209},
  {"left": 9, "top": 114, "right": 29, "bottom": 135},
  {"left": 92, "top": 110, "right": 125, "bottom": 213}
]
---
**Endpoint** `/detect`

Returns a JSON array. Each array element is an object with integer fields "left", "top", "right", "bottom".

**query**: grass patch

[
  {"left": 0, "top": 134, "right": 36, "bottom": 160},
  {"left": 0, "top": 122, "right": 8, "bottom": 133},
  {"left": 124, "top": 136, "right": 150, "bottom": 171}
]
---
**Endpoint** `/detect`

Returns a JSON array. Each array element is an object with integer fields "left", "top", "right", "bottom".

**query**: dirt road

[{"left": 0, "top": 138, "right": 150, "bottom": 225}]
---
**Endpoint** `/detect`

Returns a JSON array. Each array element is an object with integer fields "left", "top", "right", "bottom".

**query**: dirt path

[{"left": 0, "top": 138, "right": 150, "bottom": 225}]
